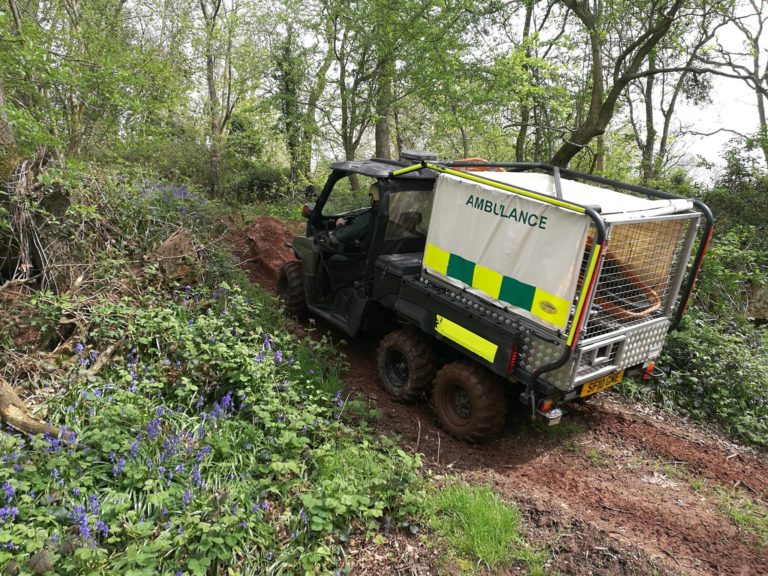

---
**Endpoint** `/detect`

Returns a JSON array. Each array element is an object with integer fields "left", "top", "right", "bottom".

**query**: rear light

[
  {"left": 539, "top": 399, "right": 554, "bottom": 413},
  {"left": 506, "top": 344, "right": 519, "bottom": 375},
  {"left": 641, "top": 361, "right": 656, "bottom": 381}
]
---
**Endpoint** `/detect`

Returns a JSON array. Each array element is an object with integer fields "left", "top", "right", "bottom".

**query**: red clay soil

[
  {"left": 235, "top": 219, "right": 768, "bottom": 576},
  {"left": 235, "top": 216, "right": 299, "bottom": 292}
]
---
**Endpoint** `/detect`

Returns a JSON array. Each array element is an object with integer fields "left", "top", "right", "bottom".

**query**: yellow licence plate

[{"left": 580, "top": 369, "right": 624, "bottom": 398}]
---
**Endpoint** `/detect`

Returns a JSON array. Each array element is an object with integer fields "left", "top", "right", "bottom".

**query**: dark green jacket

[{"left": 333, "top": 210, "right": 373, "bottom": 245}]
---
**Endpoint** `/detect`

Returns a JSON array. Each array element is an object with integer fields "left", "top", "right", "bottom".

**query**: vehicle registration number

[{"left": 580, "top": 369, "right": 625, "bottom": 398}]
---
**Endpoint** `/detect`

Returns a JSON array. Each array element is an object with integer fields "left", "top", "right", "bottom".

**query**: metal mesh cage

[{"left": 583, "top": 216, "right": 697, "bottom": 339}]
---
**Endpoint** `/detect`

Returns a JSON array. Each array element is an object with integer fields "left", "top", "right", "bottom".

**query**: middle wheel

[
  {"left": 432, "top": 361, "right": 507, "bottom": 442},
  {"left": 376, "top": 326, "right": 437, "bottom": 402}
]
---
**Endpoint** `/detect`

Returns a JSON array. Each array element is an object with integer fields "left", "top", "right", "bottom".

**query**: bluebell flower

[
  {"left": 88, "top": 495, "right": 99, "bottom": 515},
  {"left": 274, "top": 351, "right": 283, "bottom": 364},
  {"left": 112, "top": 458, "right": 125, "bottom": 476},
  {"left": 182, "top": 490, "right": 192, "bottom": 507},
  {"left": 70, "top": 504, "right": 89, "bottom": 541},
  {"left": 95, "top": 519, "right": 109, "bottom": 538},
  {"left": 147, "top": 417, "right": 161, "bottom": 439},
  {"left": 0, "top": 506, "right": 18, "bottom": 524},
  {"left": 75, "top": 343, "right": 84, "bottom": 354},
  {"left": 2, "top": 482, "right": 14, "bottom": 502}
]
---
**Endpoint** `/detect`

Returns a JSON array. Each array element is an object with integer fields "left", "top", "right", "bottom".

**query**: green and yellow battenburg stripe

[{"left": 424, "top": 242, "right": 571, "bottom": 328}]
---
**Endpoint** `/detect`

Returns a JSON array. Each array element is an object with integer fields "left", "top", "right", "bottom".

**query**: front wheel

[
  {"left": 377, "top": 326, "right": 437, "bottom": 402},
  {"left": 277, "top": 260, "right": 307, "bottom": 317},
  {"left": 432, "top": 361, "right": 507, "bottom": 442}
]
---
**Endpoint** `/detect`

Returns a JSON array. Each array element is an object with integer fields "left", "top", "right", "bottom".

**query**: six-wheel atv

[{"left": 278, "top": 151, "right": 712, "bottom": 441}]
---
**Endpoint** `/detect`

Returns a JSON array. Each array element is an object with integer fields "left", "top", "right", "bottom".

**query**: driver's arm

[{"left": 333, "top": 210, "right": 371, "bottom": 244}]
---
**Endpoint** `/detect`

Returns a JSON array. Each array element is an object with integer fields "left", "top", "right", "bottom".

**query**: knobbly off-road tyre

[
  {"left": 432, "top": 361, "right": 507, "bottom": 442},
  {"left": 277, "top": 260, "right": 307, "bottom": 317},
  {"left": 377, "top": 326, "right": 437, "bottom": 402}
]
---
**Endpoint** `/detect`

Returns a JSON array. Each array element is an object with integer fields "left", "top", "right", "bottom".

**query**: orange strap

[{"left": 455, "top": 157, "right": 506, "bottom": 172}]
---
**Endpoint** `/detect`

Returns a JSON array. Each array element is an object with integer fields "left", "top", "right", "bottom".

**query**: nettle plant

[{"left": 0, "top": 284, "right": 422, "bottom": 575}]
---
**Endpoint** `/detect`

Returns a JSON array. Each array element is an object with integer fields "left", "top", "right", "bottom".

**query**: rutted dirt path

[{"left": 233, "top": 218, "right": 768, "bottom": 575}]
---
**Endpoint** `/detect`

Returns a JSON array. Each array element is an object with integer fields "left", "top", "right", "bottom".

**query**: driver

[{"left": 331, "top": 182, "right": 379, "bottom": 247}]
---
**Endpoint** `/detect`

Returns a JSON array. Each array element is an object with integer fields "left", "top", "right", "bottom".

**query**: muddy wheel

[
  {"left": 377, "top": 326, "right": 437, "bottom": 402},
  {"left": 277, "top": 260, "right": 306, "bottom": 316},
  {"left": 432, "top": 361, "right": 507, "bottom": 442}
]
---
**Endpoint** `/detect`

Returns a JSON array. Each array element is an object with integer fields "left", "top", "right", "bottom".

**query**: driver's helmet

[{"left": 368, "top": 182, "right": 380, "bottom": 204}]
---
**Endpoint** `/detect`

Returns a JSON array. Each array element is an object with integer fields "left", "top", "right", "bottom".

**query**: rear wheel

[
  {"left": 432, "top": 361, "right": 507, "bottom": 442},
  {"left": 277, "top": 260, "right": 306, "bottom": 317},
  {"left": 377, "top": 326, "right": 437, "bottom": 402}
]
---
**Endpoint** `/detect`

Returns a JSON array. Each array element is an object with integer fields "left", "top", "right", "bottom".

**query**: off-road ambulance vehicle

[{"left": 278, "top": 152, "right": 712, "bottom": 440}]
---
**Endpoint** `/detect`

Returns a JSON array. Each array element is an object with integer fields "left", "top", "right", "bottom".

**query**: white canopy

[{"left": 473, "top": 172, "right": 693, "bottom": 220}]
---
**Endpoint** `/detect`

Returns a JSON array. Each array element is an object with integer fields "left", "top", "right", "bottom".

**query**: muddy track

[{"left": 233, "top": 218, "right": 768, "bottom": 575}]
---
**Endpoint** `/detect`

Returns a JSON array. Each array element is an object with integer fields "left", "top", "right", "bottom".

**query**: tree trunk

[
  {"left": 515, "top": 0, "right": 535, "bottom": 162},
  {"left": 205, "top": 49, "right": 222, "bottom": 194},
  {"left": 0, "top": 75, "right": 16, "bottom": 159},
  {"left": 374, "top": 74, "right": 392, "bottom": 159},
  {"left": 373, "top": 24, "right": 394, "bottom": 160},
  {"left": 298, "top": 24, "right": 334, "bottom": 179},
  {"left": 551, "top": 23, "right": 605, "bottom": 167},
  {"left": 201, "top": 0, "right": 224, "bottom": 195},
  {"left": 594, "top": 134, "right": 605, "bottom": 173},
  {"left": 640, "top": 53, "right": 657, "bottom": 183}
]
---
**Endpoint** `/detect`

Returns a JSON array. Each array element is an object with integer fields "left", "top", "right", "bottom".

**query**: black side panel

[{"left": 394, "top": 278, "right": 520, "bottom": 379}]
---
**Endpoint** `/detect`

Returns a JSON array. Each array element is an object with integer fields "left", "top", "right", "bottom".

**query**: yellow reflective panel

[{"left": 435, "top": 315, "right": 498, "bottom": 363}]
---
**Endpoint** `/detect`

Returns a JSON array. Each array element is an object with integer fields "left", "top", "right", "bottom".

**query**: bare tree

[
  {"left": 627, "top": 5, "right": 725, "bottom": 181},
  {"left": 696, "top": 0, "right": 768, "bottom": 165}
]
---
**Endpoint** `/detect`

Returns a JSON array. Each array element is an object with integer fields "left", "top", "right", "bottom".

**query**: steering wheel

[{"left": 315, "top": 231, "right": 366, "bottom": 257}]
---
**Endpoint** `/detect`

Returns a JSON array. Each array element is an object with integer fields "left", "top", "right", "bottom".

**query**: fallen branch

[
  {"left": 81, "top": 344, "right": 116, "bottom": 378},
  {"left": 0, "top": 376, "right": 60, "bottom": 436},
  {"left": 0, "top": 274, "right": 40, "bottom": 295}
]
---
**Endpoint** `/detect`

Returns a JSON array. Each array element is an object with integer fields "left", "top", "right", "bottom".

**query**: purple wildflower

[
  {"left": 95, "top": 519, "right": 109, "bottom": 538},
  {"left": 0, "top": 506, "right": 18, "bottom": 524},
  {"left": 147, "top": 417, "right": 161, "bottom": 439},
  {"left": 70, "top": 504, "right": 89, "bottom": 541},
  {"left": 88, "top": 495, "right": 99, "bottom": 515},
  {"left": 112, "top": 458, "right": 125, "bottom": 476},
  {"left": 75, "top": 342, "right": 84, "bottom": 354},
  {"left": 2, "top": 482, "right": 14, "bottom": 502}
]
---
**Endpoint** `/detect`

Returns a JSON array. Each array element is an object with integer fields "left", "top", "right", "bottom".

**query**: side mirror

[
  {"left": 301, "top": 203, "right": 314, "bottom": 219},
  {"left": 304, "top": 184, "right": 316, "bottom": 200}
]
